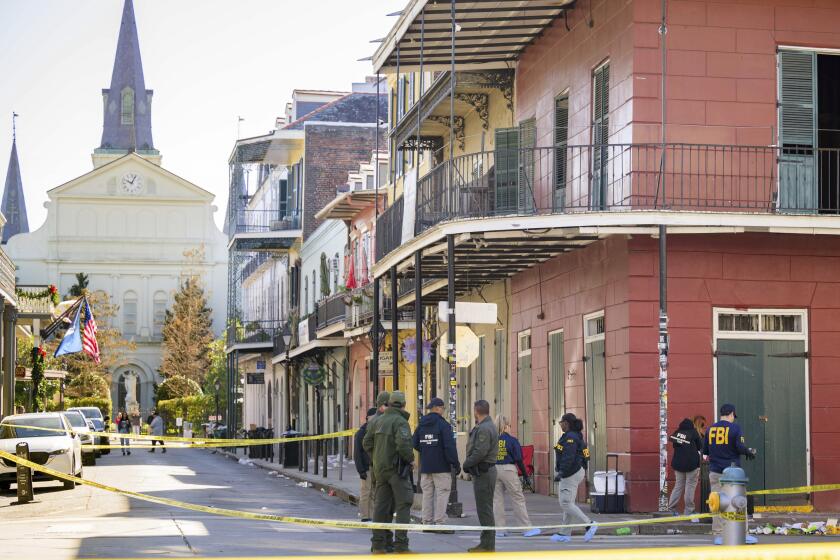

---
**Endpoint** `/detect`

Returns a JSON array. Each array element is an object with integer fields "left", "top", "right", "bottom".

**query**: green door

[
  {"left": 716, "top": 339, "right": 808, "bottom": 505},
  {"left": 778, "top": 49, "right": 817, "bottom": 213},
  {"left": 548, "top": 331, "right": 565, "bottom": 490},
  {"left": 518, "top": 352, "right": 533, "bottom": 444},
  {"left": 585, "top": 339, "right": 607, "bottom": 479}
]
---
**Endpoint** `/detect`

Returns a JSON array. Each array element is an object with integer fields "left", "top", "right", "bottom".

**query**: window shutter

[
  {"left": 494, "top": 127, "right": 520, "bottom": 213},
  {"left": 518, "top": 118, "right": 536, "bottom": 212},
  {"left": 779, "top": 50, "right": 816, "bottom": 148},
  {"left": 592, "top": 63, "right": 610, "bottom": 209},
  {"left": 554, "top": 96, "right": 569, "bottom": 210}
]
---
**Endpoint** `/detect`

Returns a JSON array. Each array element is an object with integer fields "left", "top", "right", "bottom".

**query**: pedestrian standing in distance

[
  {"left": 552, "top": 413, "right": 597, "bottom": 543},
  {"left": 364, "top": 391, "right": 414, "bottom": 554},
  {"left": 492, "top": 415, "right": 539, "bottom": 537},
  {"left": 667, "top": 418, "right": 703, "bottom": 520},
  {"left": 703, "top": 403, "right": 757, "bottom": 545},
  {"left": 116, "top": 410, "right": 132, "bottom": 456},
  {"left": 364, "top": 392, "right": 394, "bottom": 552},
  {"left": 462, "top": 399, "right": 498, "bottom": 553},
  {"left": 413, "top": 397, "right": 460, "bottom": 531},
  {"left": 355, "top": 407, "right": 377, "bottom": 522},
  {"left": 149, "top": 410, "right": 165, "bottom": 453}
]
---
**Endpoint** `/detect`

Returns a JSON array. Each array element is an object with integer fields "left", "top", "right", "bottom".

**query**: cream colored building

[{"left": 5, "top": 0, "right": 227, "bottom": 416}]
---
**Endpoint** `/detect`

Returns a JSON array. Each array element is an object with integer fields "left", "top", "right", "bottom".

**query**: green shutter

[
  {"left": 518, "top": 352, "right": 532, "bottom": 445},
  {"left": 554, "top": 96, "right": 569, "bottom": 210},
  {"left": 548, "top": 330, "right": 565, "bottom": 482},
  {"left": 476, "top": 336, "right": 486, "bottom": 401},
  {"left": 778, "top": 50, "right": 817, "bottom": 212},
  {"left": 518, "top": 118, "right": 536, "bottom": 212},
  {"left": 593, "top": 64, "right": 610, "bottom": 210},
  {"left": 494, "top": 329, "right": 505, "bottom": 413},
  {"left": 494, "top": 127, "right": 520, "bottom": 213}
]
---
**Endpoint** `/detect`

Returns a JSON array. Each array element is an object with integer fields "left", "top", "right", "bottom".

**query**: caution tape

[
  {"left": 0, "top": 447, "right": 713, "bottom": 533},
  {"left": 1, "top": 422, "right": 355, "bottom": 445},
  {"left": 748, "top": 483, "right": 840, "bottom": 496}
]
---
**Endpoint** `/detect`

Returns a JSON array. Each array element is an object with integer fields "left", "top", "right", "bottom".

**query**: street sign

[
  {"left": 438, "top": 301, "right": 497, "bottom": 325},
  {"left": 378, "top": 355, "right": 393, "bottom": 374},
  {"left": 438, "top": 326, "right": 480, "bottom": 367},
  {"left": 256, "top": 360, "right": 266, "bottom": 371},
  {"left": 246, "top": 372, "right": 265, "bottom": 384},
  {"left": 176, "top": 417, "right": 183, "bottom": 427}
]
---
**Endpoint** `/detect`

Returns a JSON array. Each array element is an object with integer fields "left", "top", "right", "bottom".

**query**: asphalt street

[{"left": 0, "top": 447, "right": 825, "bottom": 558}]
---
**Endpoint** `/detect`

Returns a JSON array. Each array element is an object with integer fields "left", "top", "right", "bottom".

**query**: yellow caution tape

[
  {"left": 748, "top": 483, "right": 840, "bottom": 496},
  {"left": 84, "top": 546, "right": 840, "bottom": 560},
  {"left": 0, "top": 447, "right": 713, "bottom": 533},
  {"left": 1, "top": 422, "right": 355, "bottom": 445}
]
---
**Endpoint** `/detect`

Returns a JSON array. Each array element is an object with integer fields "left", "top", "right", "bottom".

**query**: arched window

[
  {"left": 153, "top": 291, "right": 168, "bottom": 338},
  {"left": 121, "top": 87, "right": 135, "bottom": 125},
  {"left": 123, "top": 291, "right": 138, "bottom": 336}
]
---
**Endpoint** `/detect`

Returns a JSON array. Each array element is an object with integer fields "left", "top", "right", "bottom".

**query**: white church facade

[{"left": 4, "top": 0, "right": 227, "bottom": 416}]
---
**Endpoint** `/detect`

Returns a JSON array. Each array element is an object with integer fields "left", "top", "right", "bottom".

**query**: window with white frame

[
  {"left": 717, "top": 311, "right": 804, "bottom": 335},
  {"left": 123, "top": 291, "right": 138, "bottom": 336},
  {"left": 153, "top": 291, "right": 167, "bottom": 337}
]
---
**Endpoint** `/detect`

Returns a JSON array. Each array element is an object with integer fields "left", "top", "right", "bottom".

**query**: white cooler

[{"left": 590, "top": 454, "right": 626, "bottom": 513}]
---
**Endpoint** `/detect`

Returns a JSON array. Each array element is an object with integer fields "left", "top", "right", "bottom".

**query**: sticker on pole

[{"left": 439, "top": 326, "right": 480, "bottom": 367}]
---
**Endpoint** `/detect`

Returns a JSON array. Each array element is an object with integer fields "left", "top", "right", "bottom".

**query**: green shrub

[
  {"left": 65, "top": 396, "right": 112, "bottom": 422},
  {"left": 156, "top": 395, "right": 213, "bottom": 432},
  {"left": 156, "top": 376, "right": 202, "bottom": 402},
  {"left": 66, "top": 372, "right": 110, "bottom": 400}
]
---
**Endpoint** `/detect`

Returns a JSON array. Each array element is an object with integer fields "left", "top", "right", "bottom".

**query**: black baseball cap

[
  {"left": 426, "top": 397, "right": 445, "bottom": 409},
  {"left": 366, "top": 407, "right": 377, "bottom": 418},
  {"left": 719, "top": 403, "right": 737, "bottom": 418}
]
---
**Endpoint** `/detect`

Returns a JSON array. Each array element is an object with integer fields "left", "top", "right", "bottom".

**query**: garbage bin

[{"left": 280, "top": 429, "right": 301, "bottom": 468}]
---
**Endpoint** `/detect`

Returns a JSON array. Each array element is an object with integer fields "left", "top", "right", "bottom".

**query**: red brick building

[{"left": 372, "top": 0, "right": 840, "bottom": 512}]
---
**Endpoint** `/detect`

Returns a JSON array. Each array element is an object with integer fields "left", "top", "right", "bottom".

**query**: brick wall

[
  {"left": 628, "top": 232, "right": 840, "bottom": 511},
  {"left": 303, "top": 124, "right": 386, "bottom": 240}
]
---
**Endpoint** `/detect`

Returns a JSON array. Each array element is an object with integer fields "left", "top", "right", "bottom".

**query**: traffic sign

[{"left": 438, "top": 326, "right": 480, "bottom": 367}]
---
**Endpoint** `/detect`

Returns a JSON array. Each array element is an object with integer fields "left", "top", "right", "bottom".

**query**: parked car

[
  {"left": 67, "top": 406, "right": 110, "bottom": 455},
  {"left": 62, "top": 410, "right": 97, "bottom": 466},
  {"left": 0, "top": 412, "right": 83, "bottom": 491}
]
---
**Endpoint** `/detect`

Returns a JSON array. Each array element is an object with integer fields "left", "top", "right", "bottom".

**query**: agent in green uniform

[
  {"left": 364, "top": 391, "right": 414, "bottom": 554},
  {"left": 462, "top": 399, "right": 498, "bottom": 553}
]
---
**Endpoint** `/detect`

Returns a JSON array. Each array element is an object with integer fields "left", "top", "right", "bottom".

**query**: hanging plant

[
  {"left": 31, "top": 346, "right": 47, "bottom": 412},
  {"left": 17, "top": 285, "right": 61, "bottom": 306}
]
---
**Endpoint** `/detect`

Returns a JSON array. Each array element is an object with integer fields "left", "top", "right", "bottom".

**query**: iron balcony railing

[
  {"left": 15, "top": 284, "right": 56, "bottom": 315},
  {"left": 316, "top": 293, "right": 346, "bottom": 331},
  {"left": 0, "top": 249, "right": 14, "bottom": 300},
  {"left": 231, "top": 209, "right": 301, "bottom": 236},
  {"left": 343, "top": 288, "right": 415, "bottom": 330},
  {"left": 227, "top": 319, "right": 285, "bottom": 346},
  {"left": 377, "top": 143, "right": 840, "bottom": 260}
]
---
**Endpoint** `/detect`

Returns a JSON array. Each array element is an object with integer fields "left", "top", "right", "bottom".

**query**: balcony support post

[
  {"left": 391, "top": 266, "right": 399, "bottom": 390},
  {"left": 372, "top": 69, "right": 381, "bottom": 407},
  {"left": 445, "top": 233, "right": 462, "bottom": 517},
  {"left": 415, "top": 250, "right": 423, "bottom": 413}
]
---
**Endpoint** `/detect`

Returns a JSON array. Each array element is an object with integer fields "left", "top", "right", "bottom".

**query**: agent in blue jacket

[
  {"left": 702, "top": 403, "right": 756, "bottom": 542},
  {"left": 413, "top": 397, "right": 459, "bottom": 527},
  {"left": 552, "top": 413, "right": 597, "bottom": 543}
]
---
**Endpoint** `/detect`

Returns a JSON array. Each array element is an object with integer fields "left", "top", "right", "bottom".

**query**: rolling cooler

[{"left": 591, "top": 453, "right": 626, "bottom": 513}]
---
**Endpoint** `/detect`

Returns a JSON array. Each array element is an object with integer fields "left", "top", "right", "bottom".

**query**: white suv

[
  {"left": 0, "top": 412, "right": 83, "bottom": 491},
  {"left": 62, "top": 410, "right": 97, "bottom": 466}
]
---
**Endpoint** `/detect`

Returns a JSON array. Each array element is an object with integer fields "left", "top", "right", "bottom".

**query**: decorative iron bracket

[
  {"left": 455, "top": 93, "right": 489, "bottom": 130},
  {"left": 428, "top": 115, "right": 465, "bottom": 151}
]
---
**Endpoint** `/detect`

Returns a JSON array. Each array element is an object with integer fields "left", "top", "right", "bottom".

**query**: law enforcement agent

[
  {"left": 462, "top": 399, "right": 498, "bottom": 553},
  {"left": 413, "top": 396, "right": 460, "bottom": 528},
  {"left": 364, "top": 390, "right": 414, "bottom": 554},
  {"left": 363, "top": 391, "right": 394, "bottom": 550},
  {"left": 552, "top": 413, "right": 597, "bottom": 543},
  {"left": 702, "top": 403, "right": 756, "bottom": 541},
  {"left": 355, "top": 407, "right": 378, "bottom": 521}
]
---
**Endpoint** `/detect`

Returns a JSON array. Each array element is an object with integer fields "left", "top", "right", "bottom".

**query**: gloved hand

[
  {"left": 554, "top": 473, "right": 562, "bottom": 482},
  {"left": 453, "top": 465, "right": 462, "bottom": 476},
  {"left": 745, "top": 448, "right": 757, "bottom": 461},
  {"left": 359, "top": 472, "right": 367, "bottom": 480}
]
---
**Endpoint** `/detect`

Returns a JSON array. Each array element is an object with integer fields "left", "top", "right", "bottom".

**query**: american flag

[{"left": 82, "top": 299, "right": 100, "bottom": 364}]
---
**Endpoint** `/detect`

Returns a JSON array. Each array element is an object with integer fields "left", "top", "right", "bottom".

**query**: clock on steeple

[{"left": 121, "top": 172, "right": 144, "bottom": 194}]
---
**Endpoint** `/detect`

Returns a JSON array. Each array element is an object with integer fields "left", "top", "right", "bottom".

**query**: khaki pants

[
  {"left": 359, "top": 474, "right": 372, "bottom": 519},
  {"left": 493, "top": 464, "right": 531, "bottom": 530},
  {"left": 556, "top": 468, "right": 590, "bottom": 536},
  {"left": 668, "top": 468, "right": 700, "bottom": 515},
  {"left": 710, "top": 471, "right": 723, "bottom": 535},
  {"left": 420, "top": 471, "right": 451, "bottom": 524}
]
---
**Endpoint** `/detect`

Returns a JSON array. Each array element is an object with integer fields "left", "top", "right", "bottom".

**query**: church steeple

[
  {"left": 2, "top": 114, "right": 29, "bottom": 244},
  {"left": 93, "top": 0, "right": 160, "bottom": 168}
]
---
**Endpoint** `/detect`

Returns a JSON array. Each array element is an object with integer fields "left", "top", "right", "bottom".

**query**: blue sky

[{"left": 0, "top": 0, "right": 401, "bottom": 230}]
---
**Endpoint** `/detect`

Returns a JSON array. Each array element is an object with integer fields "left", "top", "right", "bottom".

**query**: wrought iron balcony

[
  {"left": 377, "top": 143, "right": 840, "bottom": 260},
  {"left": 316, "top": 293, "right": 347, "bottom": 331},
  {"left": 227, "top": 319, "right": 285, "bottom": 347},
  {"left": 231, "top": 209, "right": 301, "bottom": 236}
]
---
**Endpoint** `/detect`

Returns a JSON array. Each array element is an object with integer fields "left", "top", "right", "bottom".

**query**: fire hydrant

[{"left": 707, "top": 465, "right": 748, "bottom": 545}]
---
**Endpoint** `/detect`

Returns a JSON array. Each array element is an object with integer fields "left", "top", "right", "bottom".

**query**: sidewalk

[{"left": 212, "top": 447, "right": 714, "bottom": 535}]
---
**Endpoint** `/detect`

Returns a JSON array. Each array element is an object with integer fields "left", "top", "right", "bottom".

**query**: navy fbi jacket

[
  {"left": 702, "top": 420, "right": 751, "bottom": 474},
  {"left": 496, "top": 432, "right": 528, "bottom": 476},
  {"left": 413, "top": 412, "right": 460, "bottom": 474},
  {"left": 554, "top": 430, "right": 589, "bottom": 479},
  {"left": 354, "top": 422, "right": 370, "bottom": 475}
]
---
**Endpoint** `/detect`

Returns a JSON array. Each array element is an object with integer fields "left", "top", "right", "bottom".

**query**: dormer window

[{"left": 121, "top": 87, "right": 134, "bottom": 125}]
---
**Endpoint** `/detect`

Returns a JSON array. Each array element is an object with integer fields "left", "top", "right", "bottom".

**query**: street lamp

[{"left": 214, "top": 379, "right": 221, "bottom": 429}]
